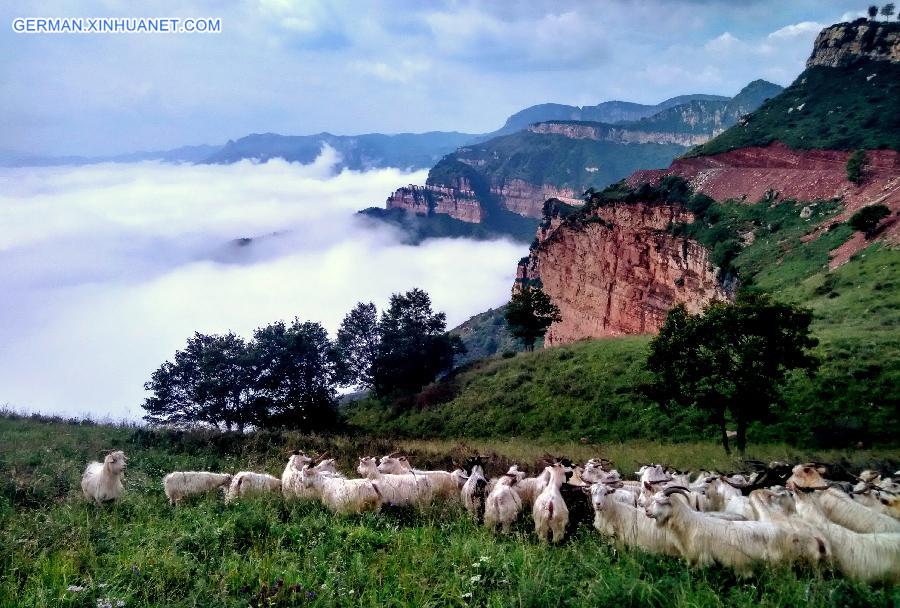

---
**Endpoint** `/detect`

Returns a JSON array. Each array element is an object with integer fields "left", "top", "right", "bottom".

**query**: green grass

[
  {"left": 2, "top": 414, "right": 898, "bottom": 607},
  {"left": 688, "top": 57, "right": 900, "bottom": 156}
]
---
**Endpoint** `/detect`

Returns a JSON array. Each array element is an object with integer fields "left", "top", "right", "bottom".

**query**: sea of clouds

[{"left": 0, "top": 148, "right": 525, "bottom": 420}]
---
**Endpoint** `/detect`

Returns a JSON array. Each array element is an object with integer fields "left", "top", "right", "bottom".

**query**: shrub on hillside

[{"left": 849, "top": 204, "right": 890, "bottom": 238}]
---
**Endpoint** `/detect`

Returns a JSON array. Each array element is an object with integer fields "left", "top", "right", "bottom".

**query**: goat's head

[
  {"left": 377, "top": 454, "right": 410, "bottom": 474},
  {"left": 314, "top": 458, "right": 337, "bottom": 474},
  {"left": 104, "top": 450, "right": 127, "bottom": 474},
  {"left": 288, "top": 452, "right": 313, "bottom": 471},
  {"left": 588, "top": 482, "right": 617, "bottom": 511},
  {"left": 357, "top": 456, "right": 378, "bottom": 476},
  {"left": 645, "top": 486, "right": 689, "bottom": 523},
  {"left": 786, "top": 463, "right": 829, "bottom": 490}
]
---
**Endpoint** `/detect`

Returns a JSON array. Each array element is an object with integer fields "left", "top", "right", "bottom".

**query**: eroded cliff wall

[{"left": 517, "top": 202, "right": 730, "bottom": 345}]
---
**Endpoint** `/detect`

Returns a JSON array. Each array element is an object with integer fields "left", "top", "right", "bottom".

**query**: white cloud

[
  {"left": 768, "top": 21, "right": 825, "bottom": 40},
  {"left": 0, "top": 152, "right": 524, "bottom": 419}
]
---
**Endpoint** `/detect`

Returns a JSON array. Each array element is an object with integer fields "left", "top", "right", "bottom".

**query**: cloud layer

[{"left": 0, "top": 153, "right": 524, "bottom": 419}]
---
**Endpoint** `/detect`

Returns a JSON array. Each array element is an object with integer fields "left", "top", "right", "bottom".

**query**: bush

[
  {"left": 846, "top": 149, "right": 867, "bottom": 184},
  {"left": 849, "top": 204, "right": 890, "bottom": 237}
]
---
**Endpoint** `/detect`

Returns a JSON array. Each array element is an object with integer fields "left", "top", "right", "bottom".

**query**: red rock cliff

[
  {"left": 517, "top": 202, "right": 731, "bottom": 345},
  {"left": 627, "top": 142, "right": 900, "bottom": 265}
]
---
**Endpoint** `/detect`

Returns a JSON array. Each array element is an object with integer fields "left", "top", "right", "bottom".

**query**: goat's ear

[{"left": 643, "top": 481, "right": 652, "bottom": 491}]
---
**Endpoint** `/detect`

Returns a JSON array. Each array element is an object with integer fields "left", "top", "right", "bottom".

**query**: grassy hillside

[
  {"left": 688, "top": 59, "right": 900, "bottom": 156},
  {"left": 3, "top": 414, "right": 899, "bottom": 607},
  {"left": 350, "top": 194, "right": 900, "bottom": 446}
]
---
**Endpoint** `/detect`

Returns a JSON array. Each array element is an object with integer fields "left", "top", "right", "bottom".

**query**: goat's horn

[{"left": 662, "top": 486, "right": 690, "bottom": 497}]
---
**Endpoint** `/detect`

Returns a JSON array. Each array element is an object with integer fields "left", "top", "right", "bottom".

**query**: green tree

[
  {"left": 143, "top": 332, "right": 256, "bottom": 431},
  {"left": 849, "top": 204, "right": 890, "bottom": 238},
  {"left": 647, "top": 293, "right": 818, "bottom": 456},
  {"left": 336, "top": 302, "right": 380, "bottom": 390},
  {"left": 372, "top": 288, "right": 464, "bottom": 397},
  {"left": 868, "top": 5, "right": 879, "bottom": 19},
  {"left": 505, "top": 285, "right": 562, "bottom": 351},
  {"left": 881, "top": 3, "right": 895, "bottom": 19},
  {"left": 250, "top": 319, "right": 340, "bottom": 430},
  {"left": 845, "top": 149, "right": 867, "bottom": 184}
]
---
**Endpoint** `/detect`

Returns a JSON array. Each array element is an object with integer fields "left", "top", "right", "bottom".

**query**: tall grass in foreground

[{"left": 1, "top": 414, "right": 898, "bottom": 607}]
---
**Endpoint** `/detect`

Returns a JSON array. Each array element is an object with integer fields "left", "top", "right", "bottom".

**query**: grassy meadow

[{"left": 2, "top": 413, "right": 899, "bottom": 607}]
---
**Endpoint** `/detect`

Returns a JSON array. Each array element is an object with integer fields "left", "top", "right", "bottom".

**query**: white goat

[
  {"left": 806, "top": 487, "right": 900, "bottom": 534},
  {"left": 533, "top": 463, "right": 569, "bottom": 543},
  {"left": 484, "top": 474, "right": 522, "bottom": 534},
  {"left": 376, "top": 454, "right": 461, "bottom": 501},
  {"left": 792, "top": 489, "right": 900, "bottom": 583},
  {"left": 81, "top": 451, "right": 127, "bottom": 505},
  {"left": 358, "top": 456, "right": 433, "bottom": 507},
  {"left": 300, "top": 466, "right": 382, "bottom": 515},
  {"left": 461, "top": 464, "right": 488, "bottom": 521},
  {"left": 509, "top": 465, "right": 550, "bottom": 508},
  {"left": 162, "top": 471, "right": 232, "bottom": 505},
  {"left": 225, "top": 472, "right": 281, "bottom": 503},
  {"left": 589, "top": 483, "right": 681, "bottom": 556},
  {"left": 646, "top": 487, "right": 823, "bottom": 577},
  {"left": 282, "top": 453, "right": 338, "bottom": 500}
]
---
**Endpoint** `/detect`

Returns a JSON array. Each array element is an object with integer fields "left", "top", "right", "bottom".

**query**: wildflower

[
  {"left": 96, "top": 599, "right": 112, "bottom": 608},
  {"left": 479, "top": 555, "right": 489, "bottom": 563},
  {"left": 66, "top": 585, "right": 84, "bottom": 592},
  {"left": 116, "top": 602, "right": 126, "bottom": 608},
  {"left": 469, "top": 574, "right": 481, "bottom": 584},
  {"left": 462, "top": 592, "right": 472, "bottom": 599}
]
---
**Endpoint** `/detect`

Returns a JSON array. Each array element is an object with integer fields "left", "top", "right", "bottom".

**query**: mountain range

[{"left": 360, "top": 80, "right": 783, "bottom": 242}]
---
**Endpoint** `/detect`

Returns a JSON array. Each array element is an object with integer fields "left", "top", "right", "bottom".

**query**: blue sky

[{"left": 0, "top": 0, "right": 869, "bottom": 156}]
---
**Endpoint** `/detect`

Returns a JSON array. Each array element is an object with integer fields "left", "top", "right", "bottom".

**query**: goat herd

[{"left": 80, "top": 450, "right": 900, "bottom": 584}]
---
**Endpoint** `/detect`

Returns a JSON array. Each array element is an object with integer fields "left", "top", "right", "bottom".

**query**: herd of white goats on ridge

[{"left": 80, "top": 449, "right": 900, "bottom": 583}]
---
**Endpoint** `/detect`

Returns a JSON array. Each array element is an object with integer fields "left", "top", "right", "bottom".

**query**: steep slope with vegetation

[
  {"left": 350, "top": 233, "right": 899, "bottom": 446},
  {"left": 689, "top": 22, "right": 900, "bottom": 156}
]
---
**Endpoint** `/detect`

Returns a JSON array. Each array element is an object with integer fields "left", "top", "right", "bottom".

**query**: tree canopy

[
  {"left": 372, "top": 288, "right": 464, "bottom": 397},
  {"left": 647, "top": 293, "right": 819, "bottom": 455},
  {"left": 505, "top": 285, "right": 562, "bottom": 351},
  {"left": 143, "top": 320, "right": 340, "bottom": 431}
]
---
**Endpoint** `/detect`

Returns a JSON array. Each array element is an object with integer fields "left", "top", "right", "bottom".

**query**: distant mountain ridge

[
  {"left": 364, "top": 80, "right": 782, "bottom": 242},
  {"left": 202, "top": 131, "right": 476, "bottom": 171},
  {"left": 493, "top": 93, "right": 730, "bottom": 136}
]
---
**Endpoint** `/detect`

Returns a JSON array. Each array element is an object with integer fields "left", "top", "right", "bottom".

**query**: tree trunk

[{"left": 719, "top": 417, "right": 731, "bottom": 455}]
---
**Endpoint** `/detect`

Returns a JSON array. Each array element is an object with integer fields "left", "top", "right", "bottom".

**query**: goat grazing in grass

[
  {"left": 163, "top": 472, "right": 232, "bottom": 505},
  {"left": 225, "top": 472, "right": 281, "bottom": 503},
  {"left": 300, "top": 466, "right": 382, "bottom": 515}
]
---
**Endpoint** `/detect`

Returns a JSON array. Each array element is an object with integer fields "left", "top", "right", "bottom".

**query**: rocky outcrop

[
  {"left": 385, "top": 185, "right": 484, "bottom": 223},
  {"left": 528, "top": 122, "right": 713, "bottom": 146},
  {"left": 807, "top": 21, "right": 900, "bottom": 68},
  {"left": 517, "top": 202, "right": 730, "bottom": 345},
  {"left": 489, "top": 180, "right": 581, "bottom": 218},
  {"left": 386, "top": 181, "right": 578, "bottom": 223}
]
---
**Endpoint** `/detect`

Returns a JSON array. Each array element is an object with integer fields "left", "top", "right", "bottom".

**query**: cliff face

[
  {"left": 517, "top": 202, "right": 730, "bottom": 345},
  {"left": 528, "top": 123, "right": 712, "bottom": 147},
  {"left": 807, "top": 21, "right": 900, "bottom": 68},
  {"left": 385, "top": 184, "right": 484, "bottom": 223}
]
